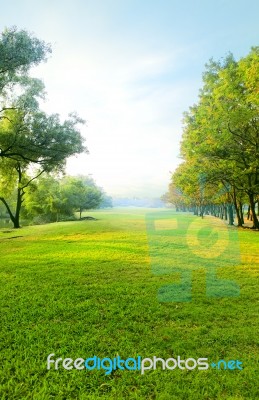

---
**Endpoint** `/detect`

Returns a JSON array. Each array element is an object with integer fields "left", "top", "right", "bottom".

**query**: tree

[
  {"left": 0, "top": 27, "right": 87, "bottom": 228},
  {"left": 22, "top": 174, "right": 65, "bottom": 223},
  {"left": 23, "top": 174, "right": 104, "bottom": 223},
  {"left": 197, "top": 49, "right": 259, "bottom": 227},
  {"left": 0, "top": 76, "right": 87, "bottom": 228},
  {"left": 0, "top": 106, "right": 86, "bottom": 227},
  {"left": 169, "top": 47, "right": 259, "bottom": 228},
  {"left": 60, "top": 176, "right": 103, "bottom": 219}
]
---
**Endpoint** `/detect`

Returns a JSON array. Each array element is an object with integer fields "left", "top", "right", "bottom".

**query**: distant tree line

[
  {"left": 163, "top": 47, "right": 259, "bottom": 228},
  {"left": 0, "top": 27, "right": 111, "bottom": 228},
  {"left": 112, "top": 197, "right": 164, "bottom": 208}
]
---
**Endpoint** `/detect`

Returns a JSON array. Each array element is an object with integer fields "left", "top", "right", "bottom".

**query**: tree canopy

[
  {"left": 165, "top": 47, "right": 259, "bottom": 228},
  {"left": 22, "top": 174, "right": 105, "bottom": 223},
  {"left": 0, "top": 26, "right": 51, "bottom": 92}
]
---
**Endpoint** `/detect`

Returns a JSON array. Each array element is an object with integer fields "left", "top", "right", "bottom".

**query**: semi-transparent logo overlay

[{"left": 145, "top": 210, "right": 240, "bottom": 302}]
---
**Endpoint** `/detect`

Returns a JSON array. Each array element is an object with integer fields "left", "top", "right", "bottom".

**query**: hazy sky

[{"left": 1, "top": 0, "right": 258, "bottom": 196}]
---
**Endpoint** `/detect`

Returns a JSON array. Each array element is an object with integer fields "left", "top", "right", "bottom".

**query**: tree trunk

[
  {"left": 247, "top": 205, "right": 251, "bottom": 220},
  {"left": 232, "top": 193, "right": 243, "bottom": 227},
  {"left": 248, "top": 194, "right": 259, "bottom": 229},
  {"left": 228, "top": 204, "right": 234, "bottom": 225},
  {"left": 0, "top": 197, "right": 17, "bottom": 227},
  {"left": 13, "top": 218, "right": 20, "bottom": 228},
  {"left": 13, "top": 187, "right": 23, "bottom": 228},
  {"left": 216, "top": 205, "right": 220, "bottom": 218},
  {"left": 235, "top": 206, "right": 243, "bottom": 227},
  {"left": 239, "top": 202, "right": 244, "bottom": 225},
  {"left": 0, "top": 192, "right": 23, "bottom": 229},
  {"left": 220, "top": 205, "right": 224, "bottom": 219},
  {"left": 224, "top": 204, "right": 228, "bottom": 220},
  {"left": 11, "top": 164, "right": 24, "bottom": 228}
]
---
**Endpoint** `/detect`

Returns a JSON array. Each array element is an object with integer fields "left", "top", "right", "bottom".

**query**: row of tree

[
  {"left": 0, "top": 27, "right": 110, "bottom": 228},
  {"left": 163, "top": 47, "right": 259, "bottom": 228}
]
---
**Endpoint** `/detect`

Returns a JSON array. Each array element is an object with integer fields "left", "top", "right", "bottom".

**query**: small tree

[{"left": 61, "top": 176, "right": 103, "bottom": 219}]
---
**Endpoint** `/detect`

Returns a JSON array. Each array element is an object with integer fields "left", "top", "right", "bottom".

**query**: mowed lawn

[{"left": 0, "top": 209, "right": 258, "bottom": 399}]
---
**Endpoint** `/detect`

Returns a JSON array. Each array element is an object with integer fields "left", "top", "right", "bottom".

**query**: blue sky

[{"left": 1, "top": 0, "right": 258, "bottom": 196}]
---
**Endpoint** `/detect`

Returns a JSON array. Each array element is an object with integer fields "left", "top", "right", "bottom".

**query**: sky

[{"left": 0, "top": 0, "right": 258, "bottom": 197}]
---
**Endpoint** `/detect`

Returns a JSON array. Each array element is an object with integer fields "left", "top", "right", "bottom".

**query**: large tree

[
  {"left": 0, "top": 106, "right": 86, "bottom": 228},
  {"left": 0, "top": 28, "right": 87, "bottom": 228}
]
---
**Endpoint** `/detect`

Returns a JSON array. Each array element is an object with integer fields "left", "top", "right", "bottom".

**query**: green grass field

[{"left": 0, "top": 209, "right": 258, "bottom": 399}]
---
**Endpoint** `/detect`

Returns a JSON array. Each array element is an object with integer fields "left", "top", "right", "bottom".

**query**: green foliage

[
  {"left": 0, "top": 107, "right": 87, "bottom": 168},
  {"left": 60, "top": 176, "right": 103, "bottom": 218},
  {"left": 167, "top": 47, "right": 259, "bottom": 227},
  {"left": 23, "top": 174, "right": 105, "bottom": 223},
  {"left": 0, "top": 26, "right": 51, "bottom": 91},
  {"left": 0, "top": 27, "right": 86, "bottom": 228}
]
